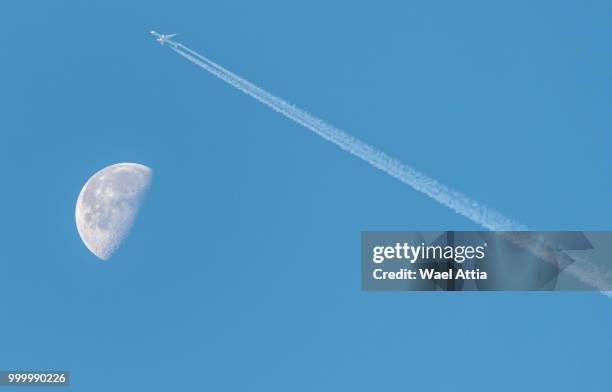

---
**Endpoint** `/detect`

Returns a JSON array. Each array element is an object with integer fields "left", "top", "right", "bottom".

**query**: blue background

[{"left": 1, "top": 0, "right": 611, "bottom": 390}]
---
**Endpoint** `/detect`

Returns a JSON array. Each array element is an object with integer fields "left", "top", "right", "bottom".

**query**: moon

[{"left": 75, "top": 163, "right": 153, "bottom": 260}]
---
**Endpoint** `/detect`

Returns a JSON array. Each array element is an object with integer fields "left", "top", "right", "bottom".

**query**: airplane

[{"left": 150, "top": 31, "right": 178, "bottom": 46}]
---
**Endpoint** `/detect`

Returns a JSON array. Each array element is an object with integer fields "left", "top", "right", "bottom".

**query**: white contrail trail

[
  {"left": 164, "top": 40, "right": 612, "bottom": 294},
  {"left": 170, "top": 43, "right": 526, "bottom": 231}
]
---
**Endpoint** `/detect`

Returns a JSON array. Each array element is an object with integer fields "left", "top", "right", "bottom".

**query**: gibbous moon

[{"left": 75, "top": 163, "right": 153, "bottom": 260}]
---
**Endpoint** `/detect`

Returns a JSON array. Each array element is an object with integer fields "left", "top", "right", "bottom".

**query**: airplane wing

[{"left": 167, "top": 34, "right": 178, "bottom": 39}]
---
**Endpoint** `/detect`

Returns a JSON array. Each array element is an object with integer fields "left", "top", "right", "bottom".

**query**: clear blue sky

[{"left": 1, "top": 1, "right": 611, "bottom": 390}]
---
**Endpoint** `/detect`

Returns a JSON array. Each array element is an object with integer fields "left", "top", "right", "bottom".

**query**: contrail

[
  {"left": 164, "top": 40, "right": 612, "bottom": 294},
  {"left": 171, "top": 42, "right": 526, "bottom": 231}
]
